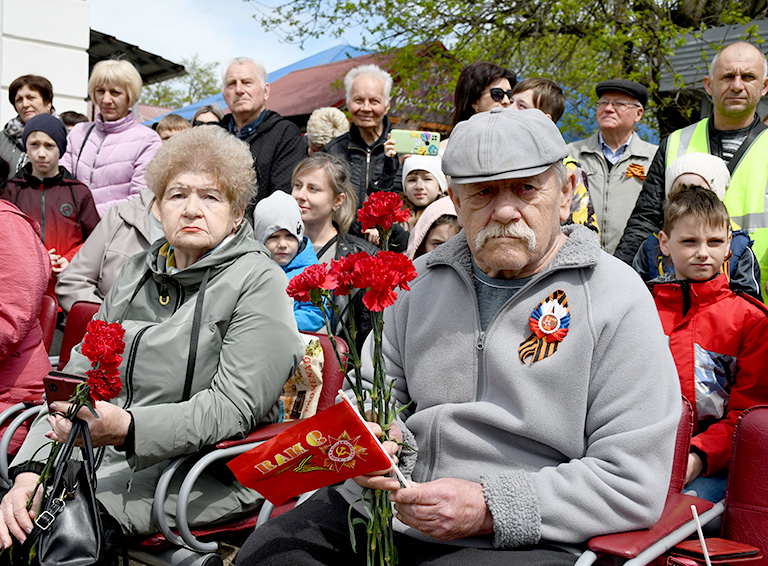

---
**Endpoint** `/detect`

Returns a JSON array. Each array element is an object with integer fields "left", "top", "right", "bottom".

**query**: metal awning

[{"left": 89, "top": 29, "right": 186, "bottom": 85}]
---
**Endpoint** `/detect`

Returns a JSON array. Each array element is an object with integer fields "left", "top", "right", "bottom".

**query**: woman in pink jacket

[{"left": 61, "top": 59, "right": 161, "bottom": 217}]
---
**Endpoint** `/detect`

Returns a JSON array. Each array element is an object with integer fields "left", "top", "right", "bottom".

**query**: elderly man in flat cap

[
  {"left": 569, "top": 79, "right": 658, "bottom": 254},
  {"left": 235, "top": 108, "right": 680, "bottom": 566}
]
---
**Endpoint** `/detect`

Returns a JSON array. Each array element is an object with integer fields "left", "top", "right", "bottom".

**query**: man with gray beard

[{"left": 236, "top": 108, "right": 682, "bottom": 566}]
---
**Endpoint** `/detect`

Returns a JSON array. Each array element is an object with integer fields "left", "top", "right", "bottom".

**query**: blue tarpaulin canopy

[{"left": 144, "top": 44, "right": 369, "bottom": 125}]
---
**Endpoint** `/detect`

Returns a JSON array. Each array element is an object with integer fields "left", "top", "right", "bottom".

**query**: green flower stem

[{"left": 315, "top": 292, "right": 366, "bottom": 415}]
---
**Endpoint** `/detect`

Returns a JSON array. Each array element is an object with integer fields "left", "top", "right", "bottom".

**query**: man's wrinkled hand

[{"left": 390, "top": 478, "right": 493, "bottom": 540}]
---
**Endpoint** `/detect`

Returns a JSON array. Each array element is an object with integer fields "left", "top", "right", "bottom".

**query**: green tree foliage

[
  {"left": 250, "top": 0, "right": 767, "bottom": 137},
  {"left": 141, "top": 55, "right": 220, "bottom": 109}
]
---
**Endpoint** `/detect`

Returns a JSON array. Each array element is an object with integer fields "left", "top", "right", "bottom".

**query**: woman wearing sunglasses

[{"left": 450, "top": 61, "right": 517, "bottom": 128}]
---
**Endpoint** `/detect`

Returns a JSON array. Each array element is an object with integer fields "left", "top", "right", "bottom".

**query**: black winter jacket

[
  {"left": 323, "top": 116, "right": 402, "bottom": 206},
  {"left": 221, "top": 110, "right": 305, "bottom": 212}
]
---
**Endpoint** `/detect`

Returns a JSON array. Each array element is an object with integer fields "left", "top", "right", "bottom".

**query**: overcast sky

[{"left": 88, "top": 0, "right": 348, "bottom": 82}]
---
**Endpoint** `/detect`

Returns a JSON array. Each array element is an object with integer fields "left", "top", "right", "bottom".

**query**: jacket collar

[
  {"left": 96, "top": 111, "right": 139, "bottom": 134},
  {"left": 706, "top": 112, "right": 761, "bottom": 137},
  {"left": 144, "top": 220, "right": 267, "bottom": 286},
  {"left": 221, "top": 110, "right": 281, "bottom": 143},
  {"left": 19, "top": 163, "right": 69, "bottom": 187},
  {"left": 426, "top": 223, "right": 601, "bottom": 282},
  {"left": 348, "top": 116, "right": 392, "bottom": 149},
  {"left": 649, "top": 272, "right": 730, "bottom": 309}
]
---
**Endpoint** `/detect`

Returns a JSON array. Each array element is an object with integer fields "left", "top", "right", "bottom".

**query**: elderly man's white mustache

[{"left": 475, "top": 222, "right": 537, "bottom": 251}]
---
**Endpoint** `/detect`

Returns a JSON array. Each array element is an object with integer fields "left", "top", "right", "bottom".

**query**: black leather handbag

[{"left": 28, "top": 418, "right": 104, "bottom": 566}]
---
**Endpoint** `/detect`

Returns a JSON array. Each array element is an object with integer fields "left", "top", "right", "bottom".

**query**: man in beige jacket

[{"left": 568, "top": 79, "right": 658, "bottom": 254}]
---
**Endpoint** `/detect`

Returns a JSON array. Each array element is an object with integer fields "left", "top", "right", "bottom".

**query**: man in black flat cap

[{"left": 568, "top": 79, "right": 658, "bottom": 254}]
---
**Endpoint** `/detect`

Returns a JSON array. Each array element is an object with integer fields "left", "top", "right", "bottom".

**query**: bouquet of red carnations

[{"left": 286, "top": 192, "right": 416, "bottom": 566}]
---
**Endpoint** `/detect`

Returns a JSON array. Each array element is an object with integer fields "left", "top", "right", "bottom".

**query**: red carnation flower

[
  {"left": 81, "top": 320, "right": 125, "bottom": 365},
  {"left": 358, "top": 192, "right": 410, "bottom": 232},
  {"left": 85, "top": 367, "right": 123, "bottom": 402},
  {"left": 350, "top": 255, "right": 401, "bottom": 311},
  {"left": 329, "top": 252, "right": 369, "bottom": 296},
  {"left": 286, "top": 263, "right": 336, "bottom": 303},
  {"left": 377, "top": 251, "right": 417, "bottom": 291}
]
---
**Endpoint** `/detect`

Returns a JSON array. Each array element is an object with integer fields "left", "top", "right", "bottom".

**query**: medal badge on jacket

[{"left": 519, "top": 289, "right": 570, "bottom": 364}]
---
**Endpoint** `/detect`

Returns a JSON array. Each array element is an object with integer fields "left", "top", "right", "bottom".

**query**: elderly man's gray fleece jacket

[{"left": 342, "top": 224, "right": 681, "bottom": 549}]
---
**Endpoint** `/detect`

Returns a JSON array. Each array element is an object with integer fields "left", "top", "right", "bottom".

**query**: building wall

[{"left": 0, "top": 0, "right": 90, "bottom": 124}]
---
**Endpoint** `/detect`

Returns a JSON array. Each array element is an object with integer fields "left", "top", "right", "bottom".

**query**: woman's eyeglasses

[
  {"left": 486, "top": 87, "right": 514, "bottom": 103},
  {"left": 193, "top": 120, "right": 221, "bottom": 127}
]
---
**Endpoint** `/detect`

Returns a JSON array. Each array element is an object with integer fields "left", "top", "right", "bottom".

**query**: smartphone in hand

[
  {"left": 44, "top": 372, "right": 86, "bottom": 404},
  {"left": 390, "top": 129, "right": 441, "bottom": 155}
]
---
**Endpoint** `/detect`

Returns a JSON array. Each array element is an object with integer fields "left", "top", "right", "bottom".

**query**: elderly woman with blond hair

[
  {"left": 0, "top": 126, "right": 304, "bottom": 547},
  {"left": 61, "top": 59, "right": 162, "bottom": 216},
  {"left": 305, "top": 107, "right": 349, "bottom": 154}
]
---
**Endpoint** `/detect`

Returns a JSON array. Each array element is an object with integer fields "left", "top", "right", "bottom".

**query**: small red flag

[{"left": 228, "top": 393, "right": 394, "bottom": 506}]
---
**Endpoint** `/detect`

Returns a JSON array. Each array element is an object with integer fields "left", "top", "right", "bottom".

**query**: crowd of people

[{"left": 0, "top": 40, "right": 767, "bottom": 564}]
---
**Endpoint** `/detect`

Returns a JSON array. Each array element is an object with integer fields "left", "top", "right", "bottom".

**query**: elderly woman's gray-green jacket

[{"left": 14, "top": 222, "right": 305, "bottom": 534}]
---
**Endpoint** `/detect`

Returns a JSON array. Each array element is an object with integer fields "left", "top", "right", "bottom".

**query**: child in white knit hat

[
  {"left": 252, "top": 191, "right": 326, "bottom": 332},
  {"left": 632, "top": 153, "right": 761, "bottom": 300},
  {"left": 400, "top": 155, "right": 447, "bottom": 231}
]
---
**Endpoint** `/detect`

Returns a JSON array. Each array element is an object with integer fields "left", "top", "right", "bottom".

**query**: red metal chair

[
  {"left": 717, "top": 405, "right": 768, "bottom": 565},
  {"left": 575, "top": 397, "right": 722, "bottom": 565},
  {"left": 56, "top": 301, "right": 100, "bottom": 370},
  {"left": 137, "top": 332, "right": 350, "bottom": 557},
  {"left": 38, "top": 293, "right": 58, "bottom": 353}
]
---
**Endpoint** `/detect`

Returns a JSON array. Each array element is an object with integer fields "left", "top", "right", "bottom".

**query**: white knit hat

[
  {"left": 402, "top": 155, "right": 448, "bottom": 193},
  {"left": 252, "top": 191, "right": 305, "bottom": 244},
  {"left": 665, "top": 153, "right": 730, "bottom": 201}
]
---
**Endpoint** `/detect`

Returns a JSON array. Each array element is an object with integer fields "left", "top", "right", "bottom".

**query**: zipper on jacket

[
  {"left": 365, "top": 149, "right": 371, "bottom": 195},
  {"left": 680, "top": 280, "right": 691, "bottom": 317},
  {"left": 39, "top": 185, "right": 46, "bottom": 246},
  {"left": 89, "top": 137, "right": 107, "bottom": 188},
  {"left": 122, "top": 325, "right": 153, "bottom": 409}
]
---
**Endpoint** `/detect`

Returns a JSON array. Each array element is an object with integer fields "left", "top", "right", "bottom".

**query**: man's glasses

[
  {"left": 486, "top": 87, "right": 514, "bottom": 102},
  {"left": 596, "top": 100, "right": 640, "bottom": 110}
]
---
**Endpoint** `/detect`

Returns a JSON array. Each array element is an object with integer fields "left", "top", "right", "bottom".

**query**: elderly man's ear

[
  {"left": 448, "top": 186, "right": 464, "bottom": 228},
  {"left": 559, "top": 170, "right": 576, "bottom": 222}
]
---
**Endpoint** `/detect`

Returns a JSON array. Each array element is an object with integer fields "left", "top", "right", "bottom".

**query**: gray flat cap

[{"left": 443, "top": 108, "right": 568, "bottom": 184}]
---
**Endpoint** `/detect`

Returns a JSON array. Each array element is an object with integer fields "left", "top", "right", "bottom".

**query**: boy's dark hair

[
  {"left": 511, "top": 78, "right": 565, "bottom": 123},
  {"left": 451, "top": 62, "right": 517, "bottom": 128},
  {"left": 9, "top": 75, "right": 54, "bottom": 106},
  {"left": 663, "top": 184, "right": 729, "bottom": 234},
  {"left": 60, "top": 111, "right": 88, "bottom": 128}
]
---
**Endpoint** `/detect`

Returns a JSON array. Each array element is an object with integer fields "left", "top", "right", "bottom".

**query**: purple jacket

[{"left": 61, "top": 112, "right": 161, "bottom": 216}]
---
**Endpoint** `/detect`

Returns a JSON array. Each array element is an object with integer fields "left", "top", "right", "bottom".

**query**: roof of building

[{"left": 659, "top": 18, "right": 768, "bottom": 92}]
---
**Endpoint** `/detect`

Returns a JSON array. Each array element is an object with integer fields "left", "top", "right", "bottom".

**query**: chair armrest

[
  {"left": 215, "top": 421, "right": 299, "bottom": 449},
  {"left": 589, "top": 493, "right": 715, "bottom": 558}
]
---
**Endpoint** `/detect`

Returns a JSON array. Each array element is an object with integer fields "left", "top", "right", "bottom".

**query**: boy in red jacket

[
  {"left": 650, "top": 185, "right": 768, "bottom": 502},
  {"left": 0, "top": 114, "right": 100, "bottom": 278}
]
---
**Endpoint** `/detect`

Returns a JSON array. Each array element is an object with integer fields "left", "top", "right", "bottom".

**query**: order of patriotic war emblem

[{"left": 320, "top": 431, "right": 369, "bottom": 472}]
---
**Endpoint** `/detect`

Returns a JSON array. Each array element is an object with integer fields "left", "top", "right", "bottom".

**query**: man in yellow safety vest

[{"left": 615, "top": 42, "right": 768, "bottom": 298}]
